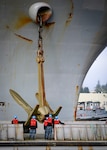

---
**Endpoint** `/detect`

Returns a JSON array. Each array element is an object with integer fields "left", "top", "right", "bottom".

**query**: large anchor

[{"left": 9, "top": 2, "right": 62, "bottom": 126}]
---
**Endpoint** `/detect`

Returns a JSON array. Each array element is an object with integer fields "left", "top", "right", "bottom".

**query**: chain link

[{"left": 37, "top": 15, "right": 43, "bottom": 40}]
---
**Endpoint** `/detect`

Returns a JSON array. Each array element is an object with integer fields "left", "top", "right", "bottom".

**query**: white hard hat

[
  {"left": 55, "top": 116, "right": 58, "bottom": 119},
  {"left": 32, "top": 115, "right": 36, "bottom": 119},
  {"left": 14, "top": 115, "right": 17, "bottom": 119},
  {"left": 49, "top": 114, "right": 52, "bottom": 117}
]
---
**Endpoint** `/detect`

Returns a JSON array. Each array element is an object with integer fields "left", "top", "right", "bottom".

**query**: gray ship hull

[{"left": 0, "top": 0, "right": 107, "bottom": 123}]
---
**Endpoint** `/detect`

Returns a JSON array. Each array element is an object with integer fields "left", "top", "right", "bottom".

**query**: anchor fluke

[{"left": 9, "top": 89, "right": 32, "bottom": 115}]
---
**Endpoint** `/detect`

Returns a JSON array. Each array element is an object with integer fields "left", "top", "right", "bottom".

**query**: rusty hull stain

[
  {"left": 66, "top": 12, "right": 73, "bottom": 24},
  {"left": 11, "top": 14, "right": 55, "bottom": 42},
  {"left": 46, "top": 146, "right": 51, "bottom": 150},
  {"left": 6, "top": 25, "right": 10, "bottom": 29},
  {"left": 89, "top": 146, "right": 93, "bottom": 150},
  {"left": 45, "top": 22, "right": 55, "bottom": 28},
  {"left": 78, "top": 146, "right": 93, "bottom": 150},
  {"left": 14, "top": 14, "right": 32, "bottom": 30},
  {"left": 14, "top": 33, "right": 33, "bottom": 42},
  {"left": 78, "top": 146, "right": 83, "bottom": 150},
  {"left": 6, "top": 25, "right": 33, "bottom": 42},
  {"left": 76, "top": 85, "right": 79, "bottom": 95},
  {"left": 65, "top": 1, "right": 74, "bottom": 25},
  {"left": 74, "top": 85, "right": 79, "bottom": 120}
]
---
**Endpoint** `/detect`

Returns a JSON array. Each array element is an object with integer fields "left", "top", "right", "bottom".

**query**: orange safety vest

[
  {"left": 12, "top": 119, "right": 18, "bottom": 124},
  {"left": 47, "top": 117, "right": 52, "bottom": 125},
  {"left": 30, "top": 119, "right": 37, "bottom": 126},
  {"left": 44, "top": 119, "right": 48, "bottom": 126},
  {"left": 54, "top": 119, "right": 60, "bottom": 124}
]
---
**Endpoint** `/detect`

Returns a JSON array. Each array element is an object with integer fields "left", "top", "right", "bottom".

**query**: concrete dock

[{"left": 0, "top": 139, "right": 107, "bottom": 147}]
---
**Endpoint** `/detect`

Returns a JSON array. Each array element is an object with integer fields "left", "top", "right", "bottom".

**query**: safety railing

[
  {"left": 0, "top": 121, "right": 107, "bottom": 141},
  {"left": 54, "top": 121, "right": 107, "bottom": 141},
  {"left": 0, "top": 123, "right": 24, "bottom": 141}
]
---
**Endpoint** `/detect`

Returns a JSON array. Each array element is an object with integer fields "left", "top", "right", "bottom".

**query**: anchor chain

[
  {"left": 38, "top": 14, "right": 43, "bottom": 40},
  {"left": 36, "top": 15, "right": 44, "bottom": 63}
]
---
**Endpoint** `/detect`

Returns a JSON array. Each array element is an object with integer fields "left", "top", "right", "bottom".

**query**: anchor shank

[{"left": 36, "top": 16, "right": 46, "bottom": 107}]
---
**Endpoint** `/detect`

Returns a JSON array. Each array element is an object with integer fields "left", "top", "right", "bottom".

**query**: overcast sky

[{"left": 83, "top": 47, "right": 107, "bottom": 91}]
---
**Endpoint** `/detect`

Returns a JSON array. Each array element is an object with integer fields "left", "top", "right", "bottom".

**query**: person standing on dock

[
  {"left": 29, "top": 115, "right": 37, "bottom": 140},
  {"left": 46, "top": 114, "right": 53, "bottom": 140},
  {"left": 44, "top": 117, "right": 48, "bottom": 139},
  {"left": 12, "top": 115, "right": 19, "bottom": 124},
  {"left": 54, "top": 116, "right": 65, "bottom": 125}
]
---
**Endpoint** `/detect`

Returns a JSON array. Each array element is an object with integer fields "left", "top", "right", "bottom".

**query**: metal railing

[
  {"left": 0, "top": 124, "right": 24, "bottom": 141},
  {"left": 54, "top": 121, "right": 107, "bottom": 141}
]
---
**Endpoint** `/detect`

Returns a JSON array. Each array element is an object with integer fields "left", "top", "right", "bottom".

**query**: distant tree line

[{"left": 81, "top": 80, "right": 107, "bottom": 93}]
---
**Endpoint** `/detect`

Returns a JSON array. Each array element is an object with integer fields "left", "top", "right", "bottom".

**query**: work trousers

[
  {"left": 46, "top": 126, "right": 52, "bottom": 140},
  {"left": 29, "top": 128, "right": 36, "bottom": 139}
]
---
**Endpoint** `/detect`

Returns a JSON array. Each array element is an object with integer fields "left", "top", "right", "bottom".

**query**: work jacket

[
  {"left": 44, "top": 119, "right": 48, "bottom": 129},
  {"left": 12, "top": 119, "right": 18, "bottom": 124},
  {"left": 47, "top": 117, "right": 53, "bottom": 126},
  {"left": 30, "top": 119, "right": 37, "bottom": 129},
  {"left": 54, "top": 119, "right": 60, "bottom": 124},
  {"left": 54, "top": 119, "right": 65, "bottom": 125}
]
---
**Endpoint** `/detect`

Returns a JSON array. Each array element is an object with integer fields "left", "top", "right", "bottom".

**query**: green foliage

[
  {"left": 95, "top": 80, "right": 107, "bottom": 93},
  {"left": 81, "top": 80, "right": 107, "bottom": 93},
  {"left": 80, "top": 87, "right": 90, "bottom": 93}
]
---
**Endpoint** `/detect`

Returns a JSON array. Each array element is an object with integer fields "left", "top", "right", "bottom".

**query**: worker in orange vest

[
  {"left": 29, "top": 115, "right": 37, "bottom": 139},
  {"left": 44, "top": 117, "right": 48, "bottom": 139},
  {"left": 12, "top": 115, "right": 18, "bottom": 124},
  {"left": 54, "top": 116, "right": 64, "bottom": 125},
  {"left": 46, "top": 114, "right": 53, "bottom": 140}
]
